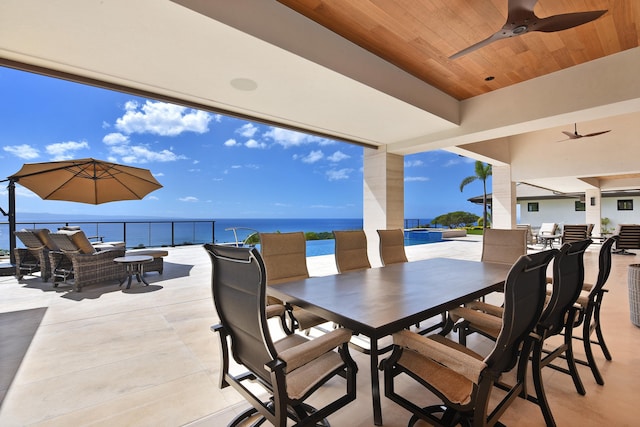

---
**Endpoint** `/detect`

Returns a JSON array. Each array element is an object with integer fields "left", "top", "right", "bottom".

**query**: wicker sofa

[{"left": 48, "top": 229, "right": 126, "bottom": 292}]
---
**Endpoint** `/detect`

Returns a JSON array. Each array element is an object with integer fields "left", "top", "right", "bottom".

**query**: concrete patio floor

[{"left": 1, "top": 236, "right": 638, "bottom": 426}]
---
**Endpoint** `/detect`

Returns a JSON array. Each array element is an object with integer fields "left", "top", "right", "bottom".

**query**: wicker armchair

[
  {"left": 48, "top": 230, "right": 126, "bottom": 292},
  {"left": 14, "top": 228, "right": 59, "bottom": 281}
]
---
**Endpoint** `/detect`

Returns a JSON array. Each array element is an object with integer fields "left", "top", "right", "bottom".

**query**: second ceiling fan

[
  {"left": 449, "top": 0, "right": 607, "bottom": 59},
  {"left": 562, "top": 123, "right": 611, "bottom": 140}
]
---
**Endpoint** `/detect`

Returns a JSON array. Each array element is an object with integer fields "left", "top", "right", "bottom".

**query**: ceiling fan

[
  {"left": 562, "top": 123, "right": 611, "bottom": 140},
  {"left": 449, "top": 0, "right": 607, "bottom": 60}
]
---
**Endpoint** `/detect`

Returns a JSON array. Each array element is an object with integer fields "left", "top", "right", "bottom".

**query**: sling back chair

[
  {"left": 381, "top": 249, "right": 556, "bottom": 427},
  {"left": 453, "top": 240, "right": 591, "bottom": 427},
  {"left": 561, "top": 224, "right": 589, "bottom": 244},
  {"left": 259, "top": 232, "right": 328, "bottom": 335},
  {"left": 612, "top": 224, "right": 640, "bottom": 255},
  {"left": 570, "top": 235, "right": 617, "bottom": 386},
  {"left": 205, "top": 244, "right": 358, "bottom": 427},
  {"left": 377, "top": 229, "right": 408, "bottom": 265},
  {"left": 447, "top": 228, "right": 527, "bottom": 324},
  {"left": 333, "top": 230, "right": 371, "bottom": 273},
  {"left": 378, "top": 228, "right": 446, "bottom": 335},
  {"left": 14, "top": 228, "right": 59, "bottom": 282}
]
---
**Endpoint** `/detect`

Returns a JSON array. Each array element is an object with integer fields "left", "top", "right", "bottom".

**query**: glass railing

[{"left": 1, "top": 220, "right": 215, "bottom": 253}]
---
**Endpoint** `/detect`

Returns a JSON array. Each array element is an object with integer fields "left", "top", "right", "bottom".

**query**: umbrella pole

[{"left": 8, "top": 180, "right": 16, "bottom": 264}]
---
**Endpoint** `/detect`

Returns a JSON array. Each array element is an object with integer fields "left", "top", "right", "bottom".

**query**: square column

[
  {"left": 585, "top": 188, "right": 602, "bottom": 236},
  {"left": 363, "top": 147, "right": 404, "bottom": 266},
  {"left": 491, "top": 165, "right": 516, "bottom": 229}
]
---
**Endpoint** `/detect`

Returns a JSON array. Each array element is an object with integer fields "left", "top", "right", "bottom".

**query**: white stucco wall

[{"left": 519, "top": 196, "right": 640, "bottom": 234}]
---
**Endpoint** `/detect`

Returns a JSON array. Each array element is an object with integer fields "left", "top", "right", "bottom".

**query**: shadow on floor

[{"left": 0, "top": 307, "right": 47, "bottom": 408}]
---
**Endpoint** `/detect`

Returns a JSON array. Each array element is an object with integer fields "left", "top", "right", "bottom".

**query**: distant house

[{"left": 469, "top": 183, "right": 640, "bottom": 233}]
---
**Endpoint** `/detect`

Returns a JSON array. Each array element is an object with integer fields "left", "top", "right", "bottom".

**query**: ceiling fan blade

[
  {"left": 506, "top": 0, "right": 538, "bottom": 23},
  {"left": 534, "top": 10, "right": 607, "bottom": 33},
  {"left": 449, "top": 32, "right": 507, "bottom": 60},
  {"left": 583, "top": 130, "right": 611, "bottom": 137},
  {"left": 562, "top": 131, "right": 580, "bottom": 139}
]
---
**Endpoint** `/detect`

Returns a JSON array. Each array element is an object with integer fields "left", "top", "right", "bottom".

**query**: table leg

[
  {"left": 369, "top": 338, "right": 383, "bottom": 425},
  {"left": 137, "top": 264, "right": 149, "bottom": 285}
]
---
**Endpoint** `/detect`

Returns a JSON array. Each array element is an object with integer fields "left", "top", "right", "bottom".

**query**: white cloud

[
  {"left": 301, "top": 150, "right": 324, "bottom": 163},
  {"left": 224, "top": 138, "right": 238, "bottom": 147},
  {"left": 405, "top": 159, "right": 424, "bottom": 167},
  {"left": 263, "top": 127, "right": 334, "bottom": 148},
  {"left": 115, "top": 100, "right": 212, "bottom": 136},
  {"left": 103, "top": 132, "right": 129, "bottom": 146},
  {"left": 146, "top": 195, "right": 159, "bottom": 200},
  {"left": 179, "top": 196, "right": 199, "bottom": 202},
  {"left": 245, "top": 139, "right": 266, "bottom": 149},
  {"left": 46, "top": 140, "right": 90, "bottom": 160},
  {"left": 237, "top": 123, "right": 259, "bottom": 138},
  {"left": 326, "top": 168, "right": 353, "bottom": 181},
  {"left": 3, "top": 144, "right": 39, "bottom": 159},
  {"left": 193, "top": 160, "right": 200, "bottom": 164},
  {"left": 405, "top": 176, "right": 430, "bottom": 182},
  {"left": 119, "top": 146, "right": 187, "bottom": 164},
  {"left": 154, "top": 172, "right": 164, "bottom": 177},
  {"left": 327, "top": 150, "right": 350, "bottom": 162}
]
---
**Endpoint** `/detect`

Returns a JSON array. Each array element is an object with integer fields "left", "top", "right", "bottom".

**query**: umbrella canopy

[{"left": 8, "top": 158, "right": 162, "bottom": 204}]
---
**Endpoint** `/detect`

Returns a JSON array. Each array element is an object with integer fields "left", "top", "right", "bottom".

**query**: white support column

[
  {"left": 585, "top": 188, "right": 602, "bottom": 236},
  {"left": 491, "top": 165, "right": 516, "bottom": 229},
  {"left": 363, "top": 147, "right": 404, "bottom": 267}
]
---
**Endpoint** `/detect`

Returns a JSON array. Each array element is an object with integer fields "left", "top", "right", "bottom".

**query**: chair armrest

[
  {"left": 464, "top": 300, "right": 504, "bottom": 317},
  {"left": 266, "top": 304, "right": 286, "bottom": 319},
  {"left": 393, "top": 330, "right": 486, "bottom": 384},
  {"left": 450, "top": 306, "right": 503, "bottom": 333},
  {"left": 277, "top": 328, "right": 353, "bottom": 373}
]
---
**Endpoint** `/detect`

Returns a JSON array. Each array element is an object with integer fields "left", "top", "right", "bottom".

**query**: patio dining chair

[
  {"left": 377, "top": 228, "right": 408, "bottom": 265},
  {"left": 14, "top": 228, "right": 59, "bottom": 281},
  {"left": 380, "top": 249, "right": 556, "bottom": 427},
  {"left": 205, "top": 244, "right": 358, "bottom": 427},
  {"left": 453, "top": 240, "right": 591, "bottom": 426},
  {"left": 333, "top": 230, "right": 371, "bottom": 273},
  {"left": 259, "top": 231, "right": 328, "bottom": 335},
  {"left": 569, "top": 235, "right": 617, "bottom": 386}
]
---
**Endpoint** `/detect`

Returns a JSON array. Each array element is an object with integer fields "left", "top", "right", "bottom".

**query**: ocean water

[
  {"left": 1, "top": 217, "right": 363, "bottom": 255},
  {"left": 3, "top": 216, "right": 440, "bottom": 257}
]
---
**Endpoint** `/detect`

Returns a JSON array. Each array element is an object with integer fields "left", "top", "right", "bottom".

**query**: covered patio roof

[{"left": 1, "top": 0, "right": 639, "bottom": 193}]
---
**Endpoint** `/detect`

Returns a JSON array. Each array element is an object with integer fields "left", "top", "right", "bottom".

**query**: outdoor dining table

[{"left": 268, "top": 257, "right": 512, "bottom": 426}]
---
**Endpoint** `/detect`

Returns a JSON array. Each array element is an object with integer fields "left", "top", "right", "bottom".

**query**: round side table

[{"left": 114, "top": 255, "right": 154, "bottom": 289}]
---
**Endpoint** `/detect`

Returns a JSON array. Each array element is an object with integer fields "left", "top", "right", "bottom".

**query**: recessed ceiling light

[
  {"left": 230, "top": 78, "right": 258, "bottom": 91},
  {"left": 485, "top": 76, "right": 495, "bottom": 81}
]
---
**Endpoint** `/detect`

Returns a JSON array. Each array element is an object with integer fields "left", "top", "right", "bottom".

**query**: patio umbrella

[
  {"left": 5, "top": 158, "right": 162, "bottom": 263},
  {"left": 8, "top": 158, "right": 162, "bottom": 204}
]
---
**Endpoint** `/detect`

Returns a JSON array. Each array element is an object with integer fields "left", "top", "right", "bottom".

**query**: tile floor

[{"left": 0, "top": 236, "right": 638, "bottom": 426}]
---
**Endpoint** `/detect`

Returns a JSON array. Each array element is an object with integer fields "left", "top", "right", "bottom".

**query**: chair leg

[
  {"left": 582, "top": 310, "right": 605, "bottom": 386},
  {"left": 593, "top": 300, "right": 612, "bottom": 361},
  {"left": 531, "top": 341, "right": 557, "bottom": 427},
  {"left": 563, "top": 325, "right": 586, "bottom": 395}
]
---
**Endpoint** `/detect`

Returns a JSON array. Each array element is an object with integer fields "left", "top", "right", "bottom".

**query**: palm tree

[{"left": 460, "top": 161, "right": 492, "bottom": 229}]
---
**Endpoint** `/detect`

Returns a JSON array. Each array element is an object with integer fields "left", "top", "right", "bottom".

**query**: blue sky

[{"left": 0, "top": 66, "right": 488, "bottom": 220}]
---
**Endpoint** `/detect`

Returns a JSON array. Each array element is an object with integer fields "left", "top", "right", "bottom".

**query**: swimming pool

[{"left": 304, "top": 230, "right": 443, "bottom": 257}]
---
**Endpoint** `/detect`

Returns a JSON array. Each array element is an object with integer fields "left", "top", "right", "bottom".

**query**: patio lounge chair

[
  {"left": 14, "top": 228, "right": 59, "bottom": 281},
  {"left": 612, "top": 224, "right": 640, "bottom": 255},
  {"left": 562, "top": 224, "right": 589, "bottom": 244},
  {"left": 48, "top": 229, "right": 126, "bottom": 292}
]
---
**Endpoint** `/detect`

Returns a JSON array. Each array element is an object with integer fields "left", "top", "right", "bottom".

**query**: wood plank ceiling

[{"left": 277, "top": 0, "right": 639, "bottom": 100}]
